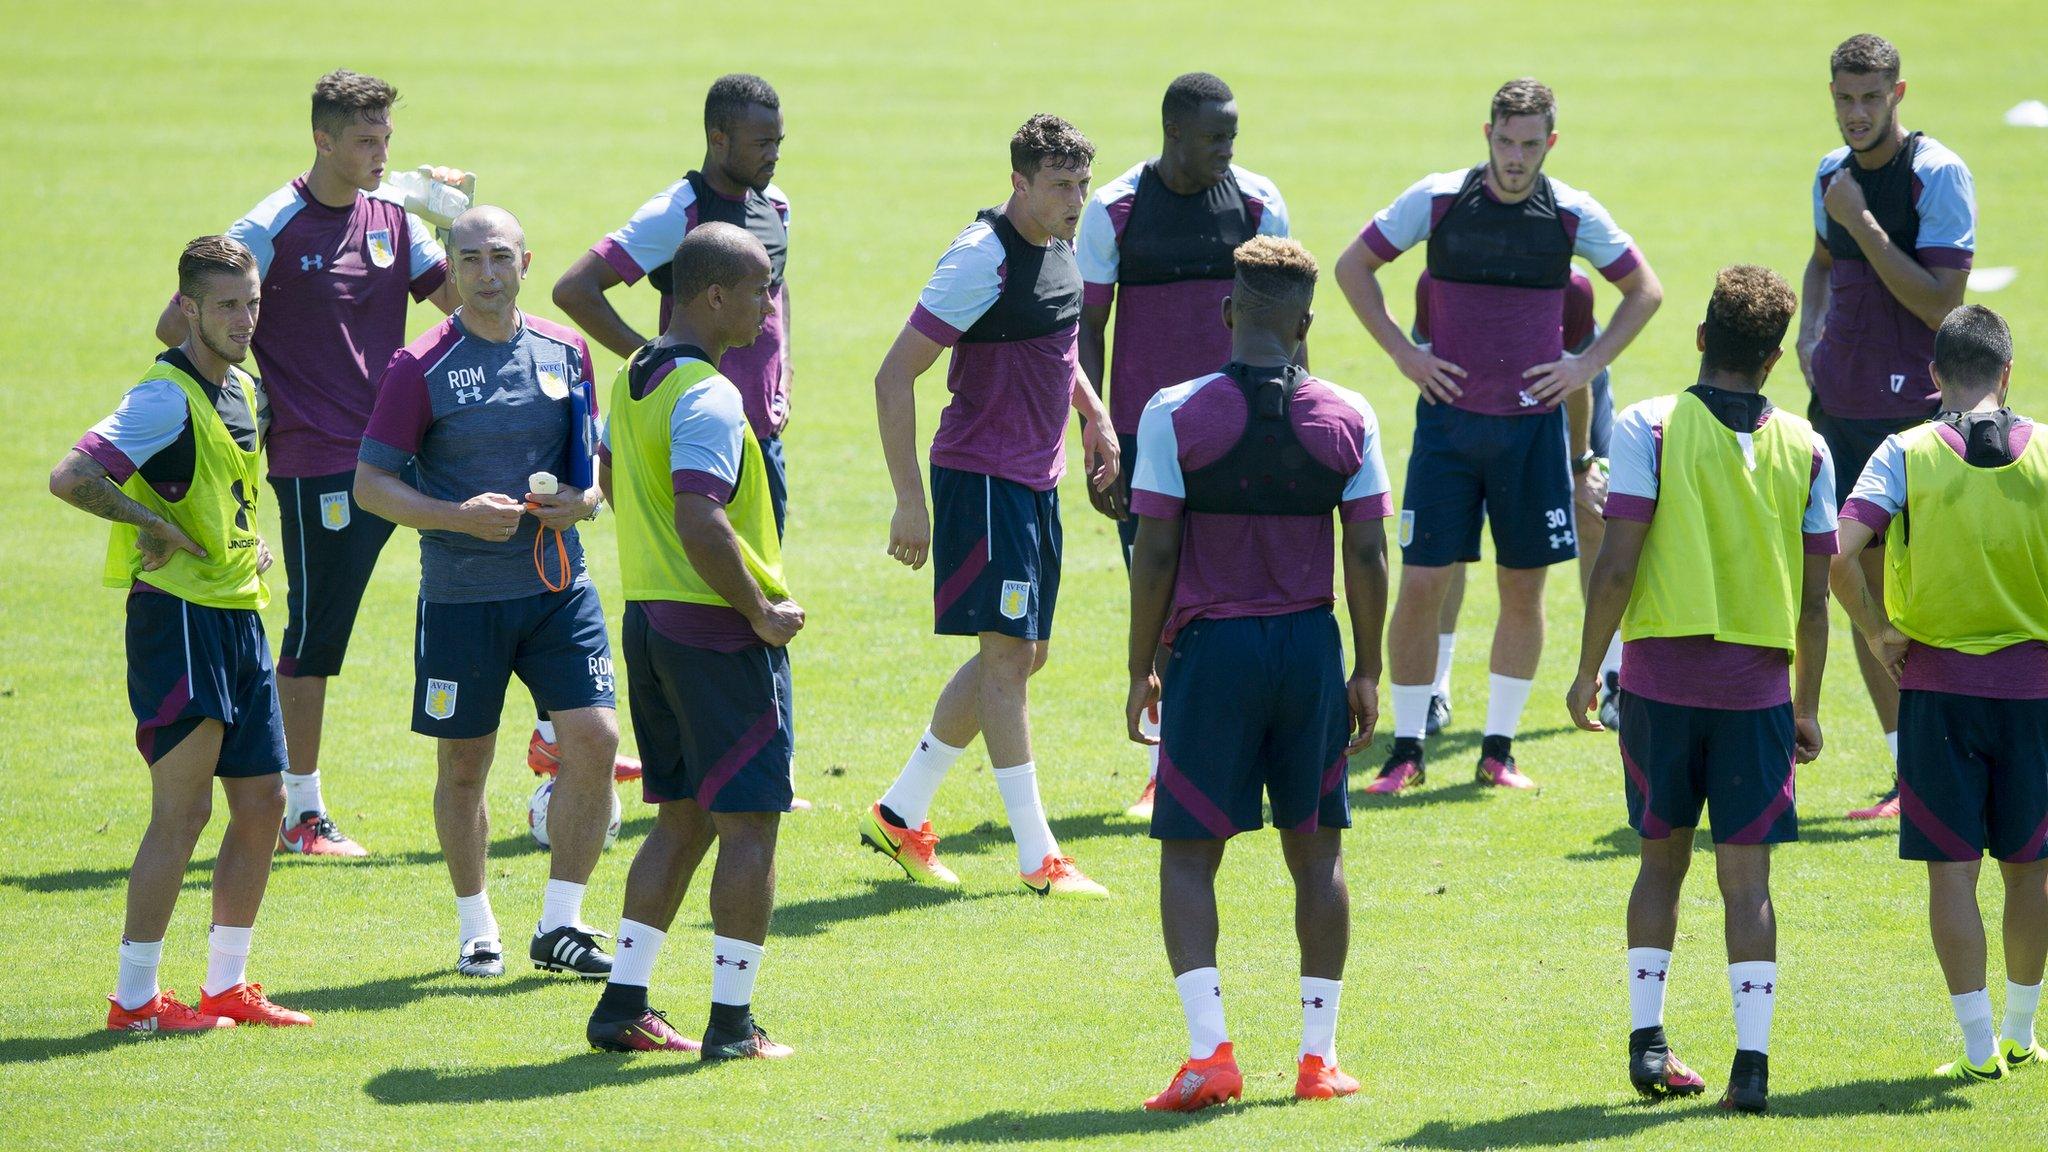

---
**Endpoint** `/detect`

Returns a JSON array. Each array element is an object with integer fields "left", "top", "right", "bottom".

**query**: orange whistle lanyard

[{"left": 530, "top": 513, "right": 570, "bottom": 593}]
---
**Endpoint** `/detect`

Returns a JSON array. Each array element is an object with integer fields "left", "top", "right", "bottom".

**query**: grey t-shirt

[{"left": 360, "top": 311, "right": 596, "bottom": 603}]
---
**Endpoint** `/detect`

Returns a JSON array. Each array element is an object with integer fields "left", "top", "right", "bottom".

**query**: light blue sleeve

[
  {"left": 1913, "top": 154, "right": 1977, "bottom": 253},
  {"left": 1075, "top": 194, "right": 1120, "bottom": 287},
  {"left": 1805, "top": 432, "right": 1840, "bottom": 534},
  {"left": 1606, "top": 402, "right": 1663, "bottom": 502},
  {"left": 224, "top": 215, "right": 275, "bottom": 280},
  {"left": 86, "top": 377, "right": 189, "bottom": 469},
  {"left": 608, "top": 182, "right": 695, "bottom": 277},
  {"left": 407, "top": 212, "right": 446, "bottom": 280},
  {"left": 1130, "top": 392, "right": 1186, "bottom": 503},
  {"left": 668, "top": 381, "right": 747, "bottom": 487},
  {"left": 1338, "top": 391, "right": 1390, "bottom": 503},
  {"left": 1365, "top": 176, "right": 1439, "bottom": 253},
  {"left": 914, "top": 225, "right": 1004, "bottom": 335},
  {"left": 1843, "top": 433, "right": 1907, "bottom": 519}
]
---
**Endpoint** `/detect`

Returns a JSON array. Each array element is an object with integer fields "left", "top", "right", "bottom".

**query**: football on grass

[{"left": 528, "top": 779, "right": 623, "bottom": 850}]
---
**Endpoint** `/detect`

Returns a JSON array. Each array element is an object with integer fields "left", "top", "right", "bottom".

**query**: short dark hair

[
  {"left": 705, "top": 73, "right": 779, "bottom": 135},
  {"left": 669, "top": 221, "right": 765, "bottom": 303},
  {"left": 1162, "top": 72, "right": 1233, "bottom": 125},
  {"left": 1491, "top": 78, "right": 1555, "bottom": 130},
  {"left": 1933, "top": 305, "right": 2013, "bottom": 391},
  {"left": 1009, "top": 114, "right": 1095, "bottom": 179},
  {"left": 311, "top": 69, "right": 397, "bottom": 135},
  {"left": 178, "top": 235, "right": 258, "bottom": 300},
  {"left": 1700, "top": 264, "right": 1797, "bottom": 375},
  {"left": 1831, "top": 34, "right": 1900, "bottom": 83},
  {"left": 1230, "top": 236, "right": 1317, "bottom": 327}
]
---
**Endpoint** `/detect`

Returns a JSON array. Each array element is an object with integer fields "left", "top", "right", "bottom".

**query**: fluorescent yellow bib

[
  {"left": 1621, "top": 392, "right": 1810, "bottom": 652},
  {"left": 101, "top": 360, "right": 268, "bottom": 609},
  {"left": 609, "top": 350, "right": 786, "bottom": 606},
  {"left": 1885, "top": 421, "right": 2048, "bottom": 653}
]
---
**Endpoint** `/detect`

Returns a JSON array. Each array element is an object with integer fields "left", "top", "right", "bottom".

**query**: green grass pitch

[{"left": 3, "top": 2, "right": 2046, "bottom": 1148}]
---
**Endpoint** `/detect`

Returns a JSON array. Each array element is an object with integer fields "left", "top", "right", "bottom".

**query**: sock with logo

[
  {"left": 456, "top": 890, "right": 499, "bottom": 945},
  {"left": 1140, "top": 707, "right": 1162, "bottom": 782},
  {"left": 2007, "top": 980, "right": 2043, "bottom": 1049},
  {"left": 879, "top": 728, "right": 964, "bottom": 829},
  {"left": 710, "top": 936, "right": 764, "bottom": 1010},
  {"left": 1885, "top": 730, "right": 1900, "bottom": 766},
  {"left": 1175, "top": 967, "right": 1228, "bottom": 1060},
  {"left": 1953, "top": 988, "right": 1996, "bottom": 1067},
  {"left": 203, "top": 925, "right": 253, "bottom": 996},
  {"left": 283, "top": 770, "right": 325, "bottom": 822},
  {"left": 608, "top": 918, "right": 664, "bottom": 991},
  {"left": 1433, "top": 633, "right": 1457, "bottom": 704},
  {"left": 1627, "top": 947, "right": 1672, "bottom": 1029},
  {"left": 539, "top": 878, "right": 586, "bottom": 933},
  {"left": 1392, "top": 684, "right": 1434, "bottom": 742},
  {"left": 993, "top": 762, "right": 1059, "bottom": 873},
  {"left": 1299, "top": 976, "right": 1343, "bottom": 1062},
  {"left": 1484, "top": 673, "right": 1534, "bottom": 740},
  {"left": 1729, "top": 961, "right": 1778, "bottom": 1054},
  {"left": 116, "top": 937, "right": 164, "bottom": 1011}
]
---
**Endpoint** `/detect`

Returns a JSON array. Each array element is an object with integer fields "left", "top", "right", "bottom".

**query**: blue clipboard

[{"left": 567, "top": 377, "right": 596, "bottom": 490}]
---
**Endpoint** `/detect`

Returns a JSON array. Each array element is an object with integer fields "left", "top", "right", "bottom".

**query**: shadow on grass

[
  {"left": 770, "top": 878, "right": 1009, "bottom": 938},
  {"left": 364, "top": 1049, "right": 707, "bottom": 1105},
  {"left": 0, "top": 1030, "right": 143, "bottom": 1065},
  {"left": 907, "top": 1097, "right": 1297, "bottom": 1143},
  {"left": 935, "top": 810, "right": 1137, "bottom": 858},
  {"left": 1387, "top": 1075, "right": 1969, "bottom": 1149},
  {"left": 1563, "top": 817, "right": 1896, "bottom": 863},
  {"left": 286, "top": 969, "right": 559, "bottom": 1015}
]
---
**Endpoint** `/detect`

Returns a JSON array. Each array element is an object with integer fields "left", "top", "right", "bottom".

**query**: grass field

[{"left": 4, "top": 2, "right": 2048, "bottom": 1148}]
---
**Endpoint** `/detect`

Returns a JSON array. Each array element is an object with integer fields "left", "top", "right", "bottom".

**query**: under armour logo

[
  {"left": 1738, "top": 981, "right": 1775, "bottom": 995},
  {"left": 1636, "top": 969, "right": 1667, "bottom": 982},
  {"left": 1302, "top": 997, "right": 1326, "bottom": 1009},
  {"left": 455, "top": 385, "right": 482, "bottom": 405},
  {"left": 919, "top": 741, "right": 929, "bottom": 751},
  {"left": 1517, "top": 390, "right": 1539, "bottom": 408},
  {"left": 714, "top": 955, "right": 750, "bottom": 970},
  {"left": 594, "top": 675, "right": 615, "bottom": 694},
  {"left": 620, "top": 938, "right": 633, "bottom": 949},
  {"left": 1549, "top": 532, "right": 1575, "bottom": 550},
  {"left": 300, "top": 254, "right": 323, "bottom": 272}
]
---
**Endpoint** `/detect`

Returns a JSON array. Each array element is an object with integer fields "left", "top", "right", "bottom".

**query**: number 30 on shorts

[{"left": 1544, "top": 507, "right": 1575, "bottom": 551}]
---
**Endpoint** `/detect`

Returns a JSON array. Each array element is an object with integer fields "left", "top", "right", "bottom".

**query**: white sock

[
  {"left": 1300, "top": 976, "right": 1343, "bottom": 1061},
  {"left": 536, "top": 719, "right": 557, "bottom": 743},
  {"left": 539, "top": 878, "right": 586, "bottom": 933},
  {"left": 992, "top": 761, "right": 1059, "bottom": 872},
  {"left": 2005, "top": 980, "right": 2041, "bottom": 1049},
  {"left": 1728, "top": 961, "right": 1778, "bottom": 1053},
  {"left": 1175, "top": 967, "right": 1228, "bottom": 1059},
  {"left": 1627, "top": 947, "right": 1672, "bottom": 1030},
  {"left": 1433, "top": 633, "right": 1457, "bottom": 701},
  {"left": 880, "top": 728, "right": 964, "bottom": 828},
  {"left": 1392, "top": 684, "right": 1434, "bottom": 741},
  {"left": 610, "top": 919, "right": 665, "bottom": 989},
  {"left": 456, "top": 890, "right": 499, "bottom": 944},
  {"left": 1140, "top": 707, "right": 1161, "bottom": 782},
  {"left": 710, "top": 935, "right": 764, "bottom": 1007},
  {"left": 283, "top": 770, "right": 325, "bottom": 821},
  {"left": 1885, "top": 730, "right": 1899, "bottom": 766},
  {"left": 1600, "top": 633, "right": 1624, "bottom": 679},
  {"left": 1485, "top": 673, "right": 1535, "bottom": 739},
  {"left": 203, "top": 925, "right": 253, "bottom": 996},
  {"left": 116, "top": 938, "right": 164, "bottom": 1011},
  {"left": 1953, "top": 988, "right": 1997, "bottom": 1066}
]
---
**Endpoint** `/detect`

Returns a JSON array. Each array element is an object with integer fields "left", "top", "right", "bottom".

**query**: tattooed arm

[{"left": 49, "top": 449, "right": 204, "bottom": 570}]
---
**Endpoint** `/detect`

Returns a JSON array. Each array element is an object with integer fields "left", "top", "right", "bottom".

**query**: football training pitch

[{"left": 3, "top": 2, "right": 2046, "bottom": 1147}]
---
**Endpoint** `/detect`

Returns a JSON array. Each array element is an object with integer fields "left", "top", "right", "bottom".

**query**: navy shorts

[
  {"left": 1619, "top": 691, "right": 1798, "bottom": 844},
  {"left": 1152, "top": 608, "right": 1352, "bottom": 840},
  {"left": 1810, "top": 407, "right": 1927, "bottom": 510},
  {"left": 761, "top": 433, "right": 788, "bottom": 542},
  {"left": 272, "top": 469, "right": 399, "bottom": 678},
  {"left": 125, "top": 587, "right": 287, "bottom": 776},
  {"left": 412, "top": 582, "right": 615, "bottom": 740},
  {"left": 1588, "top": 367, "right": 1614, "bottom": 459},
  {"left": 623, "top": 603, "right": 794, "bottom": 813},
  {"left": 1898, "top": 690, "right": 2048, "bottom": 863},
  {"left": 931, "top": 465, "right": 1062, "bottom": 641},
  {"left": 1400, "top": 401, "right": 1576, "bottom": 569},
  {"left": 1116, "top": 430, "right": 1141, "bottom": 565}
]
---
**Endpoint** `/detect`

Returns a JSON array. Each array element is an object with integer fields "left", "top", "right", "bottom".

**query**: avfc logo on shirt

[
  {"left": 999, "top": 580, "right": 1031, "bottom": 621},
  {"left": 536, "top": 348, "right": 572, "bottom": 400},
  {"left": 366, "top": 228, "right": 397, "bottom": 269},
  {"left": 319, "top": 491, "right": 352, "bottom": 531},
  {"left": 424, "top": 678, "right": 459, "bottom": 721}
]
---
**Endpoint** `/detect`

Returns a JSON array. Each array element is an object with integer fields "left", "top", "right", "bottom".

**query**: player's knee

[
  {"left": 1636, "top": 836, "right": 1693, "bottom": 883},
  {"left": 1028, "top": 642, "right": 1051, "bottom": 676},
  {"left": 226, "top": 777, "right": 287, "bottom": 827},
  {"left": 551, "top": 708, "right": 621, "bottom": 762},
  {"left": 149, "top": 793, "right": 215, "bottom": 842},
  {"left": 435, "top": 742, "right": 494, "bottom": 790},
  {"left": 978, "top": 636, "right": 1037, "bottom": 683},
  {"left": 1399, "top": 563, "right": 1455, "bottom": 600},
  {"left": 1997, "top": 857, "right": 2048, "bottom": 886}
]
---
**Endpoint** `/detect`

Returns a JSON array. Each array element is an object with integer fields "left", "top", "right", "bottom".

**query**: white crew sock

[
  {"left": 1485, "top": 674, "right": 1535, "bottom": 739},
  {"left": 1885, "top": 730, "right": 1900, "bottom": 766},
  {"left": 203, "top": 925, "right": 254, "bottom": 996},
  {"left": 1392, "top": 684, "right": 1434, "bottom": 741},
  {"left": 1953, "top": 988, "right": 1997, "bottom": 1066},
  {"left": 710, "top": 935, "right": 764, "bottom": 1007},
  {"left": 992, "top": 761, "right": 1059, "bottom": 873},
  {"left": 456, "top": 890, "right": 499, "bottom": 945},
  {"left": 1300, "top": 976, "right": 1343, "bottom": 1061},
  {"left": 1729, "top": 961, "right": 1778, "bottom": 1053},
  {"left": 539, "top": 879, "right": 586, "bottom": 933},
  {"left": 283, "top": 770, "right": 325, "bottom": 821},
  {"left": 1175, "top": 967, "right": 1228, "bottom": 1059},
  {"left": 1141, "top": 707, "right": 1162, "bottom": 783},
  {"left": 880, "top": 728, "right": 965, "bottom": 828},
  {"left": 116, "top": 938, "right": 164, "bottom": 1011},
  {"left": 2007, "top": 980, "right": 2043, "bottom": 1049},
  {"left": 1627, "top": 947, "right": 1672, "bottom": 1030},
  {"left": 1600, "top": 633, "right": 1624, "bottom": 679},
  {"left": 1433, "top": 633, "right": 1457, "bottom": 702},
  {"left": 536, "top": 719, "right": 557, "bottom": 743},
  {"left": 610, "top": 919, "right": 666, "bottom": 989}
]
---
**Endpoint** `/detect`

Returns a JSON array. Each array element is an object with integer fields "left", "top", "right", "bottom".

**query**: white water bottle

[{"left": 382, "top": 166, "right": 472, "bottom": 229}]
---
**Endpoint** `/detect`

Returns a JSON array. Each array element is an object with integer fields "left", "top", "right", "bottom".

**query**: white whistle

[{"left": 528, "top": 471, "right": 559, "bottom": 496}]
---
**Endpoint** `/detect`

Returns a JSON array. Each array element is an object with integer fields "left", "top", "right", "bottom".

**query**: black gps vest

[
  {"left": 959, "top": 209, "right": 1081, "bottom": 344},
  {"left": 1116, "top": 163, "right": 1257, "bottom": 286},
  {"left": 1824, "top": 132, "right": 1923, "bottom": 262},
  {"left": 1424, "top": 165, "right": 1572, "bottom": 290},
  {"left": 1182, "top": 364, "right": 1350, "bottom": 516},
  {"left": 648, "top": 170, "right": 789, "bottom": 296}
]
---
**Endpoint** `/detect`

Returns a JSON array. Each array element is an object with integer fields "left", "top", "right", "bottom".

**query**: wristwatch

[{"left": 1572, "top": 450, "right": 1599, "bottom": 475}]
